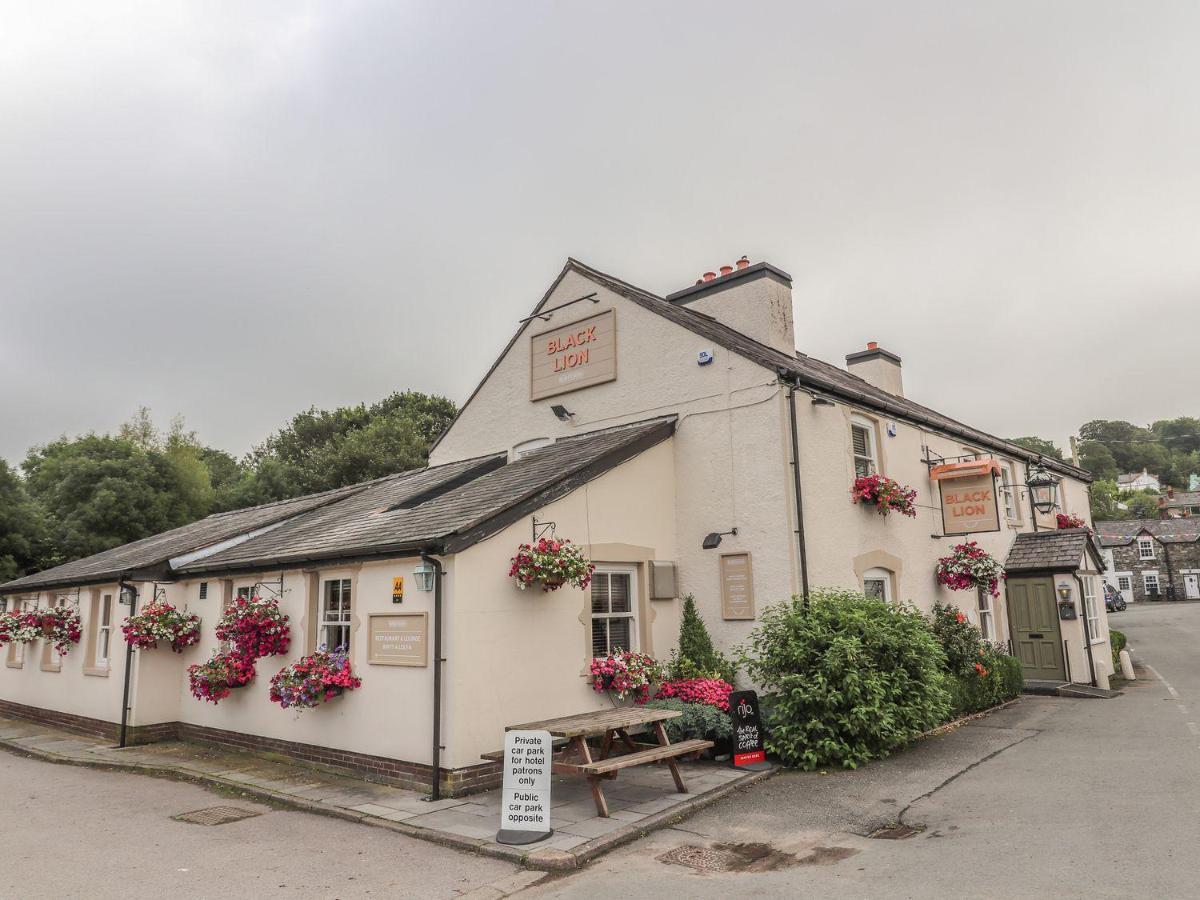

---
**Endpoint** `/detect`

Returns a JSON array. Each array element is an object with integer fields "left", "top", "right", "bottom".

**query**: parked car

[{"left": 1105, "top": 584, "right": 1127, "bottom": 612}]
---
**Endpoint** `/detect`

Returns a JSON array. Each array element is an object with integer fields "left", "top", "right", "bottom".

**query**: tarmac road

[{"left": 527, "top": 602, "right": 1200, "bottom": 899}]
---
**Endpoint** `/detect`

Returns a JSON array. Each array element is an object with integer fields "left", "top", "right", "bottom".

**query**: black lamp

[
  {"left": 550, "top": 404, "right": 573, "bottom": 422},
  {"left": 1026, "top": 464, "right": 1060, "bottom": 515},
  {"left": 702, "top": 528, "right": 737, "bottom": 549}
]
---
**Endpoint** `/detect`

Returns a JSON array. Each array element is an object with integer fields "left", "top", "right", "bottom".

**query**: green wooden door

[{"left": 1006, "top": 576, "right": 1066, "bottom": 681}]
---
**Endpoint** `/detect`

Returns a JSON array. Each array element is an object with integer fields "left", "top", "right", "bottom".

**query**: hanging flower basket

[
  {"left": 215, "top": 595, "right": 291, "bottom": 660},
  {"left": 1056, "top": 513, "right": 1086, "bottom": 530},
  {"left": 851, "top": 474, "right": 918, "bottom": 517},
  {"left": 589, "top": 650, "right": 665, "bottom": 702},
  {"left": 187, "top": 652, "right": 256, "bottom": 704},
  {"left": 40, "top": 607, "right": 82, "bottom": 655},
  {"left": 509, "top": 538, "right": 595, "bottom": 592},
  {"left": 269, "top": 647, "right": 362, "bottom": 713},
  {"left": 0, "top": 611, "right": 47, "bottom": 646},
  {"left": 935, "top": 541, "right": 1005, "bottom": 598},
  {"left": 121, "top": 600, "right": 202, "bottom": 653}
]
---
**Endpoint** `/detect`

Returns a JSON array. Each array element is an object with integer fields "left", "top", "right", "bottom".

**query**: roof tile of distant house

[
  {"left": 1095, "top": 518, "right": 1200, "bottom": 546},
  {"left": 1005, "top": 529, "right": 1104, "bottom": 573}
]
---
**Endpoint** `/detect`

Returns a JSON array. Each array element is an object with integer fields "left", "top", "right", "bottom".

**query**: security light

[
  {"left": 413, "top": 561, "right": 438, "bottom": 593},
  {"left": 810, "top": 395, "right": 836, "bottom": 406},
  {"left": 702, "top": 528, "right": 737, "bottom": 550},
  {"left": 550, "top": 404, "right": 574, "bottom": 421}
]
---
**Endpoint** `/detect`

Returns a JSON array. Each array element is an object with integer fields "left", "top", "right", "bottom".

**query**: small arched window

[{"left": 863, "top": 567, "right": 893, "bottom": 602}]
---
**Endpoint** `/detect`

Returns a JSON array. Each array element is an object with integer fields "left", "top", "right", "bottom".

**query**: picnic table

[{"left": 487, "top": 707, "right": 713, "bottom": 817}]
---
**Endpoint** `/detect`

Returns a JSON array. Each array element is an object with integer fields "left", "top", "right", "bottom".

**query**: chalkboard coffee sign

[{"left": 729, "top": 690, "right": 770, "bottom": 770}]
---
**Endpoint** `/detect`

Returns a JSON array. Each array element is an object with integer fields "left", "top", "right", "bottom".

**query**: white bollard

[{"left": 1119, "top": 648, "right": 1136, "bottom": 681}]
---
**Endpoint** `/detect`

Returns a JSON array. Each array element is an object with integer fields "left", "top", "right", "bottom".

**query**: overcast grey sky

[{"left": 3, "top": 1, "right": 1198, "bottom": 464}]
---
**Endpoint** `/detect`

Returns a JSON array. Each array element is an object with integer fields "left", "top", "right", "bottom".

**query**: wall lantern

[
  {"left": 702, "top": 528, "right": 737, "bottom": 550},
  {"left": 413, "top": 561, "right": 438, "bottom": 593},
  {"left": 118, "top": 584, "right": 138, "bottom": 607},
  {"left": 1057, "top": 582, "right": 1072, "bottom": 601},
  {"left": 1026, "top": 465, "right": 1061, "bottom": 515}
]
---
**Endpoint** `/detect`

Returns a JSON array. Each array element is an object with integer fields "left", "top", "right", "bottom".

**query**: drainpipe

[
  {"left": 784, "top": 380, "right": 812, "bottom": 607},
  {"left": 1162, "top": 541, "right": 1174, "bottom": 601},
  {"left": 117, "top": 580, "right": 139, "bottom": 748},
  {"left": 421, "top": 552, "right": 445, "bottom": 800},
  {"left": 1072, "top": 573, "right": 1098, "bottom": 687}
]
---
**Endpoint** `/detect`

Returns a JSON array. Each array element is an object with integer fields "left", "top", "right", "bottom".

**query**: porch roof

[{"left": 1005, "top": 528, "right": 1106, "bottom": 574}]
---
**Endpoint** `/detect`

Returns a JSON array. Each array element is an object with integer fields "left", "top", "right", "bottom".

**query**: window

[
  {"left": 1138, "top": 538, "right": 1155, "bottom": 561},
  {"left": 7, "top": 599, "right": 24, "bottom": 667},
  {"left": 851, "top": 418, "right": 877, "bottom": 478},
  {"left": 42, "top": 595, "right": 68, "bottom": 671},
  {"left": 1000, "top": 462, "right": 1019, "bottom": 522},
  {"left": 199, "top": 582, "right": 208, "bottom": 600},
  {"left": 1083, "top": 576, "right": 1101, "bottom": 643},
  {"left": 236, "top": 586, "right": 253, "bottom": 600},
  {"left": 862, "top": 567, "right": 892, "bottom": 602},
  {"left": 1144, "top": 572, "right": 1160, "bottom": 596},
  {"left": 96, "top": 594, "right": 113, "bottom": 667},
  {"left": 321, "top": 579, "right": 352, "bottom": 651},
  {"left": 1117, "top": 575, "right": 1132, "bottom": 593},
  {"left": 977, "top": 589, "right": 994, "bottom": 640},
  {"left": 590, "top": 568, "right": 637, "bottom": 656}
]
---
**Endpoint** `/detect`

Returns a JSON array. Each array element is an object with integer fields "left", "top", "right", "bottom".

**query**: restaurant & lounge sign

[{"left": 530, "top": 309, "right": 616, "bottom": 401}]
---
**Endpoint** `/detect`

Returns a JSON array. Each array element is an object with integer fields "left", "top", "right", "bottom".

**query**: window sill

[
  {"left": 84, "top": 666, "right": 111, "bottom": 677},
  {"left": 40, "top": 662, "right": 62, "bottom": 673},
  {"left": 6, "top": 661, "right": 23, "bottom": 669},
  {"left": 1090, "top": 637, "right": 1108, "bottom": 646}
]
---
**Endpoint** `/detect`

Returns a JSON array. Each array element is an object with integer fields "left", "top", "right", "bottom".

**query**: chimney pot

[
  {"left": 719, "top": 265, "right": 733, "bottom": 276},
  {"left": 867, "top": 341, "right": 879, "bottom": 350},
  {"left": 735, "top": 256, "right": 750, "bottom": 270},
  {"left": 703, "top": 271, "right": 716, "bottom": 282}
]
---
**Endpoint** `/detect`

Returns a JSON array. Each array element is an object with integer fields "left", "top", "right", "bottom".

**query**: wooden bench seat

[{"left": 575, "top": 739, "right": 713, "bottom": 775}]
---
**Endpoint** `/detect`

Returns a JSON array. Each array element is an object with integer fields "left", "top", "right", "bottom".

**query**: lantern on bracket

[
  {"left": 413, "top": 561, "right": 438, "bottom": 593},
  {"left": 1026, "top": 464, "right": 1061, "bottom": 515}
]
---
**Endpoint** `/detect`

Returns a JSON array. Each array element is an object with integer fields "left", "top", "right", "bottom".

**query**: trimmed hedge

[
  {"left": 642, "top": 697, "right": 733, "bottom": 744},
  {"left": 946, "top": 649, "right": 1023, "bottom": 717},
  {"left": 1110, "top": 629, "right": 1127, "bottom": 671}
]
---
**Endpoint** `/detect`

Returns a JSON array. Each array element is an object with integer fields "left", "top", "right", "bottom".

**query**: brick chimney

[
  {"left": 846, "top": 342, "right": 904, "bottom": 397},
  {"left": 666, "top": 257, "right": 795, "bottom": 355}
]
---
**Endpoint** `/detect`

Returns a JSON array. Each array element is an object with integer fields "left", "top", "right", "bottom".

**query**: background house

[
  {"left": 1118, "top": 469, "right": 1161, "bottom": 493},
  {"left": 1096, "top": 519, "right": 1200, "bottom": 601}
]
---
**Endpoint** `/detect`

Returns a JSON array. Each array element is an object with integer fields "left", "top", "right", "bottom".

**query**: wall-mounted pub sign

[
  {"left": 932, "top": 460, "right": 1002, "bottom": 536},
  {"left": 367, "top": 613, "right": 428, "bottom": 666},
  {"left": 530, "top": 309, "right": 617, "bottom": 401}
]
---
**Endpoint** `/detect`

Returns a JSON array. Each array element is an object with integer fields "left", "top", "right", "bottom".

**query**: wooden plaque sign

[
  {"left": 938, "top": 472, "right": 1001, "bottom": 536},
  {"left": 530, "top": 309, "right": 617, "bottom": 401},
  {"left": 367, "top": 613, "right": 428, "bottom": 667},
  {"left": 720, "top": 552, "right": 755, "bottom": 620}
]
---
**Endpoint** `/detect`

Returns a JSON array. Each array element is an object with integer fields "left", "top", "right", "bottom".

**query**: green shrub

[
  {"left": 668, "top": 595, "right": 737, "bottom": 684},
  {"left": 1110, "top": 629, "right": 1127, "bottom": 671},
  {"left": 642, "top": 698, "right": 733, "bottom": 744},
  {"left": 946, "top": 648, "right": 1023, "bottom": 717},
  {"left": 930, "top": 602, "right": 985, "bottom": 675},
  {"left": 739, "top": 589, "right": 951, "bottom": 770}
]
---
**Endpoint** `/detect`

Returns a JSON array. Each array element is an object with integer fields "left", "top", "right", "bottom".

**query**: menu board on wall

[
  {"left": 720, "top": 552, "right": 755, "bottom": 620},
  {"left": 530, "top": 309, "right": 617, "bottom": 401},
  {"left": 367, "top": 613, "right": 428, "bottom": 667}
]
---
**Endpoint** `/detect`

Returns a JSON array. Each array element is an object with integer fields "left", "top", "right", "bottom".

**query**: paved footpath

[{"left": 528, "top": 603, "right": 1200, "bottom": 899}]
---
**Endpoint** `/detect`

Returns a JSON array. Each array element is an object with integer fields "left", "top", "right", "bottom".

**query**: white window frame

[
  {"left": 1143, "top": 571, "right": 1160, "bottom": 597},
  {"left": 1138, "top": 538, "right": 1155, "bottom": 561},
  {"left": 1000, "top": 462, "right": 1020, "bottom": 522},
  {"left": 862, "top": 567, "right": 892, "bottom": 602},
  {"left": 96, "top": 593, "right": 114, "bottom": 668},
  {"left": 321, "top": 578, "right": 352, "bottom": 651},
  {"left": 7, "top": 598, "right": 24, "bottom": 667},
  {"left": 850, "top": 416, "right": 878, "bottom": 478},
  {"left": 1116, "top": 574, "right": 1132, "bottom": 593},
  {"left": 590, "top": 566, "right": 638, "bottom": 657},
  {"left": 977, "top": 589, "right": 994, "bottom": 641},
  {"left": 1083, "top": 576, "right": 1102, "bottom": 644}
]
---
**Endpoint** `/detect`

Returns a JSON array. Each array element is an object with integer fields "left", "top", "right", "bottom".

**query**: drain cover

[
  {"left": 172, "top": 806, "right": 262, "bottom": 826},
  {"left": 869, "top": 823, "right": 922, "bottom": 840},
  {"left": 658, "top": 845, "right": 738, "bottom": 872}
]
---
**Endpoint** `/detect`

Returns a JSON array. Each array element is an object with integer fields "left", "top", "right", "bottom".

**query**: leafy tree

[
  {"left": 1077, "top": 441, "right": 1120, "bottom": 481},
  {"left": 0, "top": 461, "right": 49, "bottom": 580},
  {"left": 1123, "top": 490, "right": 1162, "bottom": 520},
  {"left": 1008, "top": 436, "right": 1064, "bottom": 461},
  {"left": 1089, "top": 479, "right": 1120, "bottom": 521}
]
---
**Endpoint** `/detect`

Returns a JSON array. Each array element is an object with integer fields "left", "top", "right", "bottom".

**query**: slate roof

[
  {"left": 173, "top": 416, "right": 676, "bottom": 575},
  {"left": 1005, "top": 529, "right": 1105, "bottom": 573},
  {"left": 1164, "top": 491, "right": 1200, "bottom": 508},
  {"left": 1094, "top": 518, "right": 1200, "bottom": 546},
  {"left": 434, "top": 258, "right": 1091, "bottom": 483}
]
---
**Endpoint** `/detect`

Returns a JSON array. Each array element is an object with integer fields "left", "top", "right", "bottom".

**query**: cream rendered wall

[
  {"left": 444, "top": 438, "right": 677, "bottom": 769},
  {"left": 430, "top": 267, "right": 799, "bottom": 663}
]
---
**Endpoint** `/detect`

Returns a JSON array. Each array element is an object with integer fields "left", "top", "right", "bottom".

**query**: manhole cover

[
  {"left": 658, "top": 845, "right": 738, "bottom": 872},
  {"left": 869, "top": 823, "right": 922, "bottom": 840},
  {"left": 172, "top": 806, "right": 262, "bottom": 826}
]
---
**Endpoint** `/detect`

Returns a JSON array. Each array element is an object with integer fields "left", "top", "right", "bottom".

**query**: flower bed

[
  {"left": 589, "top": 650, "right": 664, "bottom": 702},
  {"left": 851, "top": 474, "right": 917, "bottom": 517},
  {"left": 187, "top": 652, "right": 256, "bottom": 704},
  {"left": 215, "top": 595, "right": 290, "bottom": 660},
  {"left": 269, "top": 648, "right": 362, "bottom": 712},
  {"left": 653, "top": 677, "right": 733, "bottom": 711},
  {"left": 509, "top": 538, "right": 595, "bottom": 591},
  {"left": 1056, "top": 512, "right": 1086, "bottom": 529},
  {"left": 122, "top": 600, "right": 201, "bottom": 653},
  {"left": 935, "top": 541, "right": 1004, "bottom": 597},
  {"left": 41, "top": 606, "right": 82, "bottom": 655}
]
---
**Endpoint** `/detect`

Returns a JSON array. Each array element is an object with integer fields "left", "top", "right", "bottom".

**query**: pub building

[{"left": 0, "top": 257, "right": 1114, "bottom": 795}]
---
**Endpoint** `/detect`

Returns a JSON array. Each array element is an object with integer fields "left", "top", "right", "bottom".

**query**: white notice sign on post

[{"left": 496, "top": 729, "right": 553, "bottom": 845}]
